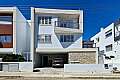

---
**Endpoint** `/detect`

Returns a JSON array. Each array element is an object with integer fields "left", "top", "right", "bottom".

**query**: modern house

[
  {"left": 31, "top": 7, "right": 83, "bottom": 68},
  {"left": 0, "top": 7, "right": 30, "bottom": 55},
  {"left": 0, "top": 7, "right": 32, "bottom": 72},
  {"left": 30, "top": 7, "right": 98, "bottom": 68},
  {"left": 91, "top": 19, "right": 120, "bottom": 69}
]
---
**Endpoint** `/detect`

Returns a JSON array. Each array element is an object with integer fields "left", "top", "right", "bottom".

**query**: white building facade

[
  {"left": 0, "top": 7, "right": 32, "bottom": 72},
  {"left": 0, "top": 7, "right": 31, "bottom": 55},
  {"left": 91, "top": 21, "right": 120, "bottom": 69},
  {"left": 31, "top": 7, "right": 84, "bottom": 68}
]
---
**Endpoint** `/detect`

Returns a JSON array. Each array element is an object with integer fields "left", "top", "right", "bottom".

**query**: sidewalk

[{"left": 0, "top": 72, "right": 120, "bottom": 79}]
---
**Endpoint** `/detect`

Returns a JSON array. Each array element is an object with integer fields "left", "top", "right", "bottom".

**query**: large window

[
  {"left": 105, "top": 29, "right": 112, "bottom": 38},
  {"left": 38, "top": 34, "right": 51, "bottom": 43},
  {"left": 0, "top": 16, "right": 12, "bottom": 22},
  {"left": 60, "top": 35, "right": 74, "bottom": 42},
  {"left": 0, "top": 36, "right": 12, "bottom": 43},
  {"left": 106, "top": 44, "right": 112, "bottom": 52},
  {"left": 39, "top": 16, "right": 52, "bottom": 25}
]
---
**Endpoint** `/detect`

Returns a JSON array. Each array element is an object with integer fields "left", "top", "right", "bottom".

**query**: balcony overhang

[
  {"left": 55, "top": 27, "right": 83, "bottom": 34},
  {"left": 0, "top": 7, "right": 16, "bottom": 13},
  {"left": 36, "top": 48, "right": 67, "bottom": 53},
  {"left": 35, "top": 8, "right": 81, "bottom": 15},
  {"left": 36, "top": 48, "right": 97, "bottom": 53},
  {"left": 0, "top": 48, "right": 13, "bottom": 54}
]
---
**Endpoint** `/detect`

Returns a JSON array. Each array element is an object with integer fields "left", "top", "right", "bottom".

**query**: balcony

[
  {"left": 54, "top": 21, "right": 82, "bottom": 34},
  {"left": 55, "top": 21, "right": 79, "bottom": 29}
]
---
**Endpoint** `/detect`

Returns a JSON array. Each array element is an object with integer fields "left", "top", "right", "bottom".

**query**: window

[
  {"left": 38, "top": 34, "right": 51, "bottom": 43},
  {"left": 106, "top": 44, "right": 112, "bottom": 52},
  {"left": 104, "top": 64, "right": 109, "bottom": 69},
  {"left": 39, "top": 16, "right": 52, "bottom": 25},
  {"left": 60, "top": 35, "right": 74, "bottom": 42},
  {"left": 60, "top": 35, "right": 64, "bottom": 42},
  {"left": 0, "top": 36, "right": 12, "bottom": 43},
  {"left": 105, "top": 29, "right": 112, "bottom": 38},
  {"left": 0, "top": 16, "right": 12, "bottom": 22},
  {"left": 48, "top": 17, "right": 52, "bottom": 24},
  {"left": 96, "top": 37, "right": 99, "bottom": 42}
]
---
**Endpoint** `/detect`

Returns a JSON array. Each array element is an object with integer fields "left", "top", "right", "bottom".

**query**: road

[{"left": 0, "top": 77, "right": 120, "bottom": 80}]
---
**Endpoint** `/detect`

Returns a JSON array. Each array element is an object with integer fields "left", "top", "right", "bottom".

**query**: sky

[{"left": 0, "top": 0, "right": 120, "bottom": 40}]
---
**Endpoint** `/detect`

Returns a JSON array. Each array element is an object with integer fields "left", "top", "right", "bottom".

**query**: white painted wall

[
  {"left": 19, "top": 62, "right": 33, "bottom": 72},
  {"left": 91, "top": 23, "right": 114, "bottom": 52},
  {"left": 15, "top": 8, "right": 31, "bottom": 54},
  {"left": 64, "top": 64, "right": 112, "bottom": 73},
  {"left": 35, "top": 14, "right": 63, "bottom": 48}
]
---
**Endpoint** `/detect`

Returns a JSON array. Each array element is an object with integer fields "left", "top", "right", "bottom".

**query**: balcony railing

[{"left": 55, "top": 21, "right": 79, "bottom": 29}]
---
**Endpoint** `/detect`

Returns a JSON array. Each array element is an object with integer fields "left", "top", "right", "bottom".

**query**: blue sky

[{"left": 0, "top": 0, "right": 120, "bottom": 40}]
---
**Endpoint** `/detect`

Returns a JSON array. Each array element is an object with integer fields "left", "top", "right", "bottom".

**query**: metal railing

[{"left": 55, "top": 21, "right": 79, "bottom": 29}]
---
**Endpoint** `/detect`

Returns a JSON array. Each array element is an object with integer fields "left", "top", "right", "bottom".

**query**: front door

[{"left": 43, "top": 56, "right": 48, "bottom": 67}]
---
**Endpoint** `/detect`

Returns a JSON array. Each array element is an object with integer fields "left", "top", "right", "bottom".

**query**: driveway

[{"left": 34, "top": 68, "right": 64, "bottom": 74}]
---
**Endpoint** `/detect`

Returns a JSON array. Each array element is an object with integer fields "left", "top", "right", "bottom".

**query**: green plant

[{"left": 2, "top": 54, "right": 25, "bottom": 62}]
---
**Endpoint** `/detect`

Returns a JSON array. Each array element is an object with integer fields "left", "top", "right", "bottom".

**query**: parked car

[{"left": 52, "top": 58, "right": 64, "bottom": 68}]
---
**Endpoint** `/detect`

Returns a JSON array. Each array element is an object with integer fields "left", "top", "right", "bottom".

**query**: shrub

[{"left": 2, "top": 54, "right": 25, "bottom": 62}]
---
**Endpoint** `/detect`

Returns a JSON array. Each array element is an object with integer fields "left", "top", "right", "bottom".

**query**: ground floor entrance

[
  {"left": 34, "top": 53, "right": 68, "bottom": 68},
  {"left": 43, "top": 56, "right": 49, "bottom": 67}
]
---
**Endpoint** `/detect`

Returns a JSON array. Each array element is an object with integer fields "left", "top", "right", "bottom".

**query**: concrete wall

[
  {"left": 30, "top": 7, "right": 34, "bottom": 67},
  {"left": 0, "top": 62, "right": 33, "bottom": 72},
  {"left": 34, "top": 53, "right": 42, "bottom": 68},
  {"left": 1, "top": 62, "right": 33, "bottom": 72},
  {"left": 19, "top": 62, "right": 33, "bottom": 72},
  {"left": 2, "top": 63, "right": 19, "bottom": 72},
  {"left": 64, "top": 64, "right": 112, "bottom": 73},
  {"left": 79, "top": 10, "right": 83, "bottom": 33}
]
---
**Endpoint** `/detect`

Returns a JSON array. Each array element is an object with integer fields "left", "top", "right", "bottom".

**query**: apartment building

[{"left": 91, "top": 20, "right": 120, "bottom": 67}]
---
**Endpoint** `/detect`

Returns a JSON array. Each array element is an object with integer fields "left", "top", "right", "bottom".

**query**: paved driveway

[{"left": 34, "top": 68, "right": 64, "bottom": 74}]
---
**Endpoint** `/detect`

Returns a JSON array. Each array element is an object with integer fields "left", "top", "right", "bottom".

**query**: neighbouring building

[
  {"left": 91, "top": 19, "right": 120, "bottom": 69},
  {"left": 0, "top": 7, "right": 31, "bottom": 55},
  {"left": 0, "top": 7, "right": 32, "bottom": 72},
  {"left": 91, "top": 23, "right": 114, "bottom": 64}
]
